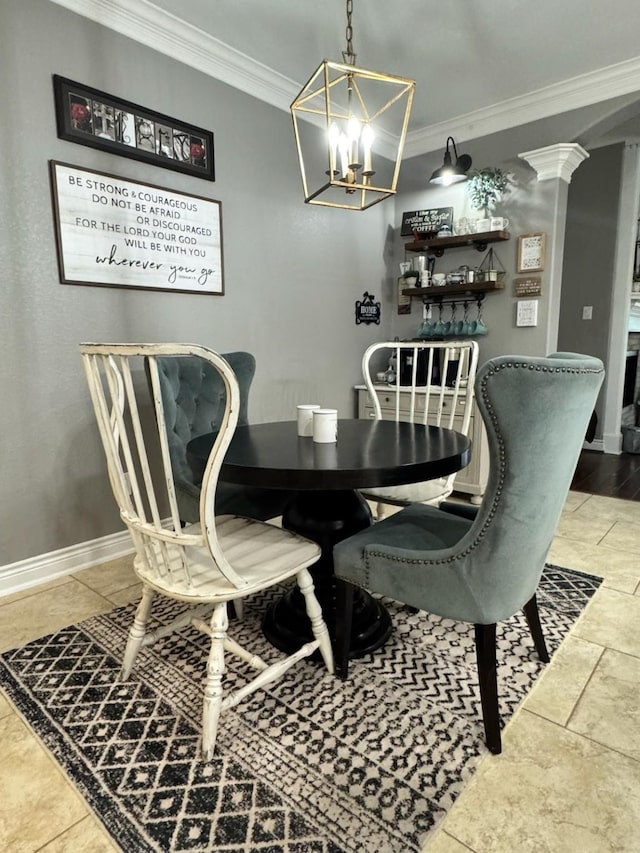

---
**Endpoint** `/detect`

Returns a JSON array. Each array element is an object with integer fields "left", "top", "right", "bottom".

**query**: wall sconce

[{"left": 429, "top": 137, "right": 472, "bottom": 186}]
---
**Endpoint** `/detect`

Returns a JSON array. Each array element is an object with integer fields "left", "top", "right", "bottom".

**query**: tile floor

[{"left": 1, "top": 491, "right": 639, "bottom": 852}]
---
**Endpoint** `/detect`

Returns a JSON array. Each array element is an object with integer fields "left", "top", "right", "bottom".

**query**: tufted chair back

[
  {"left": 333, "top": 352, "right": 605, "bottom": 754},
  {"left": 154, "top": 352, "right": 255, "bottom": 522}
]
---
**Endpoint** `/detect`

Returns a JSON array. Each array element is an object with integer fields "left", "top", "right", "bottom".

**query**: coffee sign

[{"left": 400, "top": 207, "right": 453, "bottom": 237}]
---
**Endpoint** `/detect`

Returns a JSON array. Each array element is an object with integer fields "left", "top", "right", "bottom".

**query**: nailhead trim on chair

[{"left": 363, "top": 359, "right": 604, "bottom": 584}]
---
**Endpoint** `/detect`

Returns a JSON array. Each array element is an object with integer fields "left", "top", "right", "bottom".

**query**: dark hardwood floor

[{"left": 571, "top": 450, "right": 640, "bottom": 500}]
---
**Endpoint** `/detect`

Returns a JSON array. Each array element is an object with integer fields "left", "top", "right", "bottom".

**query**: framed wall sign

[
  {"left": 49, "top": 161, "right": 224, "bottom": 295},
  {"left": 355, "top": 292, "right": 381, "bottom": 325},
  {"left": 53, "top": 75, "right": 215, "bottom": 181},
  {"left": 400, "top": 207, "right": 453, "bottom": 237},
  {"left": 517, "top": 232, "right": 546, "bottom": 273},
  {"left": 513, "top": 276, "right": 542, "bottom": 297}
]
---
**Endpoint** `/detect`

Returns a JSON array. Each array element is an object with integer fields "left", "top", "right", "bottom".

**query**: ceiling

[{"left": 52, "top": 0, "right": 640, "bottom": 157}]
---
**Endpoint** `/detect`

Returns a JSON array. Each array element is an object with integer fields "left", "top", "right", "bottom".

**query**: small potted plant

[
  {"left": 402, "top": 268, "right": 419, "bottom": 287},
  {"left": 467, "top": 167, "right": 510, "bottom": 219}
]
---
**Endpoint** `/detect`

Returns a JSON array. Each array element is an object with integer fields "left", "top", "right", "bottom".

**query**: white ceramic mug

[
  {"left": 490, "top": 216, "right": 509, "bottom": 231},
  {"left": 313, "top": 408, "right": 338, "bottom": 443},
  {"left": 297, "top": 404, "right": 320, "bottom": 437}
]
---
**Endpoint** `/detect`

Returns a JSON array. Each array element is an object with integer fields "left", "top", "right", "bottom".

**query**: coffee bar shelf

[
  {"left": 402, "top": 281, "right": 505, "bottom": 302},
  {"left": 405, "top": 229, "right": 510, "bottom": 257}
]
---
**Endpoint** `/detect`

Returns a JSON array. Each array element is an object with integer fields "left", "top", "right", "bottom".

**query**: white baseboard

[
  {"left": 583, "top": 438, "right": 605, "bottom": 452},
  {"left": 0, "top": 530, "right": 134, "bottom": 598},
  {"left": 603, "top": 431, "right": 623, "bottom": 455}
]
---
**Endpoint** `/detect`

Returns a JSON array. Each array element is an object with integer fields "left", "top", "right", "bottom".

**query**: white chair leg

[
  {"left": 201, "top": 602, "right": 228, "bottom": 762},
  {"left": 120, "top": 584, "right": 155, "bottom": 681},
  {"left": 297, "top": 567, "right": 334, "bottom": 674}
]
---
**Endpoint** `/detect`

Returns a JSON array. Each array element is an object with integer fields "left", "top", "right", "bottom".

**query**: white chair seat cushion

[
  {"left": 134, "top": 515, "right": 320, "bottom": 601},
  {"left": 362, "top": 476, "right": 453, "bottom": 506}
]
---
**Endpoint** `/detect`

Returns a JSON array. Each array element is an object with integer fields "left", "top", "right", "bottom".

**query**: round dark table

[{"left": 187, "top": 419, "right": 471, "bottom": 659}]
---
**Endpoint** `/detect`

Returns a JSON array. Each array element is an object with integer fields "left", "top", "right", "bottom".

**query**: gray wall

[
  {"left": 558, "top": 143, "right": 625, "bottom": 433},
  {"left": 0, "top": 0, "right": 394, "bottom": 567}
]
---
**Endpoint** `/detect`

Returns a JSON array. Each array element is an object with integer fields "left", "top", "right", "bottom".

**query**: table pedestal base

[{"left": 262, "top": 489, "right": 392, "bottom": 659}]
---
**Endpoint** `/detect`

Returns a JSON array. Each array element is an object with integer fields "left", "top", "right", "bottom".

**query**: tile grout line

[
  {"left": 563, "top": 644, "right": 606, "bottom": 731},
  {"left": 520, "top": 707, "right": 640, "bottom": 765}
]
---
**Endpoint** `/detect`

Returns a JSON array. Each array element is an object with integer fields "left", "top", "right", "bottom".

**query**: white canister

[
  {"left": 313, "top": 408, "right": 338, "bottom": 443},
  {"left": 297, "top": 404, "right": 320, "bottom": 437}
]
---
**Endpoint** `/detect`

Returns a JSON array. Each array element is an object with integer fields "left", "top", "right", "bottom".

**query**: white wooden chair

[
  {"left": 360, "top": 340, "right": 479, "bottom": 518},
  {"left": 80, "top": 343, "right": 333, "bottom": 761}
]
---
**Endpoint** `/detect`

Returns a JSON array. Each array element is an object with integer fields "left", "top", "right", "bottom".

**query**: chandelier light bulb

[
  {"left": 361, "top": 124, "right": 375, "bottom": 175},
  {"left": 328, "top": 122, "right": 340, "bottom": 175}
]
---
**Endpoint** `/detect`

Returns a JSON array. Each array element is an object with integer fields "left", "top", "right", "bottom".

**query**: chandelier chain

[{"left": 344, "top": 0, "right": 356, "bottom": 65}]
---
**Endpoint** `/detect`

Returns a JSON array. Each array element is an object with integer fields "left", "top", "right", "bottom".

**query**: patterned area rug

[{"left": 0, "top": 564, "right": 601, "bottom": 853}]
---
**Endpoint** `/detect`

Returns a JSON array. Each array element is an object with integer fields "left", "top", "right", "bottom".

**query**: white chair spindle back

[{"left": 80, "top": 344, "right": 251, "bottom": 592}]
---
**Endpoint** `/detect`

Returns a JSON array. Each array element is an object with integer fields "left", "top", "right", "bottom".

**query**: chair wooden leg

[
  {"left": 523, "top": 594, "right": 550, "bottom": 662},
  {"left": 297, "top": 567, "right": 334, "bottom": 674},
  {"left": 474, "top": 623, "right": 502, "bottom": 755},
  {"left": 335, "top": 579, "right": 354, "bottom": 680},
  {"left": 201, "top": 603, "right": 228, "bottom": 762},
  {"left": 120, "top": 585, "right": 155, "bottom": 681}
]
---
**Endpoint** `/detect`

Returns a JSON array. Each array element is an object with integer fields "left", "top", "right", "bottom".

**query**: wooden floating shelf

[
  {"left": 403, "top": 281, "right": 505, "bottom": 299},
  {"left": 405, "top": 230, "right": 510, "bottom": 256}
]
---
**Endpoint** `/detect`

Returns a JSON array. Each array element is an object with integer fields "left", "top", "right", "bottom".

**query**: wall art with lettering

[
  {"left": 517, "top": 232, "right": 546, "bottom": 273},
  {"left": 53, "top": 76, "right": 215, "bottom": 181},
  {"left": 400, "top": 207, "right": 453, "bottom": 237},
  {"left": 355, "top": 292, "right": 381, "bottom": 325},
  {"left": 49, "top": 161, "right": 224, "bottom": 295}
]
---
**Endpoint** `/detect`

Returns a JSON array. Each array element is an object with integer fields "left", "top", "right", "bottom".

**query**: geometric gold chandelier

[{"left": 290, "top": 0, "right": 415, "bottom": 211}]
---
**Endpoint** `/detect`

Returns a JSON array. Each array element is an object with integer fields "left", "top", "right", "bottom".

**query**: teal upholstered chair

[
  {"left": 334, "top": 353, "right": 605, "bottom": 754},
  {"left": 155, "top": 351, "right": 294, "bottom": 523}
]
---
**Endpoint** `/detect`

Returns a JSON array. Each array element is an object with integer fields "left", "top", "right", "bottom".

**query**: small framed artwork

[
  {"left": 517, "top": 232, "right": 546, "bottom": 273},
  {"left": 513, "top": 276, "right": 543, "bottom": 297},
  {"left": 53, "top": 75, "right": 215, "bottom": 181}
]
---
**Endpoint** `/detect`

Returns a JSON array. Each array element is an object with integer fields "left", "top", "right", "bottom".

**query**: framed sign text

[
  {"left": 400, "top": 207, "right": 453, "bottom": 237},
  {"left": 50, "top": 161, "right": 224, "bottom": 295}
]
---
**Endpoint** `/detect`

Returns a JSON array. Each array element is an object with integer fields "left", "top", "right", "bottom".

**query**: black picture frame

[{"left": 53, "top": 75, "right": 215, "bottom": 181}]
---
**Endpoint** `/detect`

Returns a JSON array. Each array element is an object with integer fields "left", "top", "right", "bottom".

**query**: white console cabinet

[{"left": 355, "top": 384, "right": 489, "bottom": 504}]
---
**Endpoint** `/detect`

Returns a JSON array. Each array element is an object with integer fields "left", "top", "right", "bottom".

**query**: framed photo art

[{"left": 53, "top": 75, "right": 215, "bottom": 181}]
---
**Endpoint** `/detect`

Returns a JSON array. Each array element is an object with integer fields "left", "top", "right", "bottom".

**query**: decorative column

[
  {"left": 603, "top": 143, "right": 640, "bottom": 453},
  {"left": 517, "top": 143, "right": 590, "bottom": 355}
]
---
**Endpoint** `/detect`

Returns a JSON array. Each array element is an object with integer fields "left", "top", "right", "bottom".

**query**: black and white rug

[{"left": 0, "top": 564, "right": 601, "bottom": 853}]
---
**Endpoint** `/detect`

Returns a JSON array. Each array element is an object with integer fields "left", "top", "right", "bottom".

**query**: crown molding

[
  {"left": 50, "top": 0, "right": 640, "bottom": 159},
  {"left": 518, "top": 143, "right": 589, "bottom": 183},
  {"left": 48, "top": 0, "right": 300, "bottom": 111},
  {"left": 404, "top": 56, "right": 640, "bottom": 158}
]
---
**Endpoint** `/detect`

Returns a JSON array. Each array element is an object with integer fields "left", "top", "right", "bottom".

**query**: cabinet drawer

[{"left": 363, "top": 388, "right": 469, "bottom": 418}]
